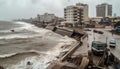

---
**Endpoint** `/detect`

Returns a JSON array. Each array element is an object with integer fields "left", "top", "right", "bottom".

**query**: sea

[{"left": 0, "top": 21, "right": 76, "bottom": 69}]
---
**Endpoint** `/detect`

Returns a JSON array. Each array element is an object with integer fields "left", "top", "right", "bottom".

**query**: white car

[{"left": 109, "top": 39, "right": 116, "bottom": 48}]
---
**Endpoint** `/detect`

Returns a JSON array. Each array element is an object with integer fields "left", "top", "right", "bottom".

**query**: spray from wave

[{"left": 0, "top": 21, "right": 53, "bottom": 39}]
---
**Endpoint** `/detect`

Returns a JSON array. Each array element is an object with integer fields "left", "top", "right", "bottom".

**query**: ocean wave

[
  {"left": 0, "top": 21, "right": 51, "bottom": 39},
  {"left": 0, "top": 21, "right": 65, "bottom": 40},
  {"left": 0, "top": 34, "right": 43, "bottom": 40},
  {"left": 0, "top": 50, "right": 51, "bottom": 59},
  {"left": 14, "top": 22, "right": 45, "bottom": 33},
  {"left": 0, "top": 34, "right": 77, "bottom": 58}
]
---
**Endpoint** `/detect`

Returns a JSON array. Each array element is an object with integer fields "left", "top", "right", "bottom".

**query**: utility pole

[
  {"left": 106, "top": 36, "right": 108, "bottom": 44},
  {"left": 93, "top": 32, "right": 95, "bottom": 41}
]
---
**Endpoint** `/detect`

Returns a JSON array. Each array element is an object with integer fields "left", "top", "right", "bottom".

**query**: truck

[{"left": 91, "top": 41, "right": 107, "bottom": 55}]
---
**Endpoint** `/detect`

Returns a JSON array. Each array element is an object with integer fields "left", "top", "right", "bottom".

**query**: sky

[{"left": 0, "top": 0, "right": 120, "bottom": 20}]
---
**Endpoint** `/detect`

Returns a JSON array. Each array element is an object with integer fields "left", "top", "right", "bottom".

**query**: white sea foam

[
  {"left": 14, "top": 22, "right": 49, "bottom": 33},
  {"left": 4, "top": 34, "right": 76, "bottom": 69},
  {"left": 0, "top": 21, "right": 50, "bottom": 39},
  {"left": 0, "top": 21, "right": 77, "bottom": 69}
]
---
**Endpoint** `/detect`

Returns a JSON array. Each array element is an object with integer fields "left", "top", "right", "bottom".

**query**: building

[
  {"left": 96, "top": 3, "right": 112, "bottom": 17},
  {"left": 64, "top": 3, "right": 88, "bottom": 27},
  {"left": 90, "top": 17, "right": 103, "bottom": 24},
  {"left": 37, "top": 13, "right": 56, "bottom": 22}
]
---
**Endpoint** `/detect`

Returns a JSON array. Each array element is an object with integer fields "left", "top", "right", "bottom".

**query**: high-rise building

[
  {"left": 64, "top": 3, "right": 88, "bottom": 27},
  {"left": 96, "top": 3, "right": 112, "bottom": 17}
]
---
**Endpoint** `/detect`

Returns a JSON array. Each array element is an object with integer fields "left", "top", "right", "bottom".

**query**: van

[{"left": 109, "top": 39, "right": 116, "bottom": 48}]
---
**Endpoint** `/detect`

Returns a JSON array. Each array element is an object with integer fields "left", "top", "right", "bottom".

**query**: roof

[
  {"left": 110, "top": 39, "right": 116, "bottom": 42},
  {"left": 92, "top": 41, "right": 106, "bottom": 44}
]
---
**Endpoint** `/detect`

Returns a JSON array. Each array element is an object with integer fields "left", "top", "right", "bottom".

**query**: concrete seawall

[{"left": 46, "top": 26, "right": 88, "bottom": 69}]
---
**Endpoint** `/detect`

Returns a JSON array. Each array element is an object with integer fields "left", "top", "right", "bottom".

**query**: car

[
  {"left": 93, "top": 30, "right": 98, "bottom": 33},
  {"left": 109, "top": 39, "right": 116, "bottom": 48},
  {"left": 98, "top": 31, "right": 104, "bottom": 34},
  {"left": 93, "top": 30, "right": 104, "bottom": 34}
]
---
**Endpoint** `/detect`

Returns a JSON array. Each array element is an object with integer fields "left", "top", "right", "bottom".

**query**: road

[{"left": 86, "top": 28, "right": 120, "bottom": 61}]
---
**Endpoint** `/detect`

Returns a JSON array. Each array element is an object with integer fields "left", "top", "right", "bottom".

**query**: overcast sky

[{"left": 0, "top": 0, "right": 120, "bottom": 20}]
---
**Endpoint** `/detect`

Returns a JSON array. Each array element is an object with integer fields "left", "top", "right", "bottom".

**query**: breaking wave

[
  {"left": 0, "top": 50, "right": 40, "bottom": 59},
  {"left": 0, "top": 49, "right": 61, "bottom": 59},
  {"left": 0, "top": 21, "right": 51, "bottom": 39}
]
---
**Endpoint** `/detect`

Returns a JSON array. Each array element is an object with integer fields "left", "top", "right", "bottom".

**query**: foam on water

[
  {"left": 5, "top": 35, "right": 76, "bottom": 69},
  {"left": 0, "top": 21, "right": 51, "bottom": 39},
  {"left": 0, "top": 21, "right": 77, "bottom": 69},
  {"left": 7, "top": 55, "right": 55, "bottom": 69},
  {"left": 14, "top": 22, "right": 49, "bottom": 33}
]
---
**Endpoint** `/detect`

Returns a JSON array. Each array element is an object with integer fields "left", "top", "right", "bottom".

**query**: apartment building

[
  {"left": 64, "top": 3, "right": 88, "bottom": 27},
  {"left": 37, "top": 13, "right": 56, "bottom": 22}
]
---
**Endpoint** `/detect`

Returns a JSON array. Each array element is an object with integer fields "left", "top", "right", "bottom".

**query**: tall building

[
  {"left": 96, "top": 3, "right": 112, "bottom": 17},
  {"left": 64, "top": 3, "right": 88, "bottom": 27}
]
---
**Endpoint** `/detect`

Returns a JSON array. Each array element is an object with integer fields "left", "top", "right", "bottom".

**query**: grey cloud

[
  {"left": 0, "top": 0, "right": 120, "bottom": 20},
  {"left": 0, "top": 0, "right": 7, "bottom": 6},
  {"left": 30, "top": 0, "right": 40, "bottom": 4}
]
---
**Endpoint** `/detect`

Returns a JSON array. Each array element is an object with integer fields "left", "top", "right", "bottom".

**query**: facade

[
  {"left": 96, "top": 3, "right": 112, "bottom": 17},
  {"left": 76, "top": 3, "right": 89, "bottom": 23},
  {"left": 64, "top": 3, "right": 88, "bottom": 27}
]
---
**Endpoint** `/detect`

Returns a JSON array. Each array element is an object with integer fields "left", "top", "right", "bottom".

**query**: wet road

[{"left": 86, "top": 28, "right": 120, "bottom": 60}]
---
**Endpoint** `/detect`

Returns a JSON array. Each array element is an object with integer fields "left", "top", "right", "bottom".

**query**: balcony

[
  {"left": 73, "top": 13, "right": 77, "bottom": 15},
  {"left": 74, "top": 18, "right": 78, "bottom": 21},
  {"left": 74, "top": 10, "right": 78, "bottom": 12}
]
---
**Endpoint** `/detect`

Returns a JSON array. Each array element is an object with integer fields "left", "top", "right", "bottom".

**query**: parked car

[
  {"left": 98, "top": 31, "right": 104, "bottom": 34},
  {"left": 109, "top": 39, "right": 116, "bottom": 48},
  {"left": 84, "top": 28, "right": 91, "bottom": 31},
  {"left": 93, "top": 30, "right": 98, "bottom": 33},
  {"left": 91, "top": 41, "right": 107, "bottom": 55},
  {"left": 93, "top": 30, "right": 104, "bottom": 34}
]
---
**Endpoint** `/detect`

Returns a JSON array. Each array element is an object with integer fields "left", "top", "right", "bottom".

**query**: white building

[
  {"left": 64, "top": 3, "right": 89, "bottom": 27},
  {"left": 37, "top": 13, "right": 56, "bottom": 22}
]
